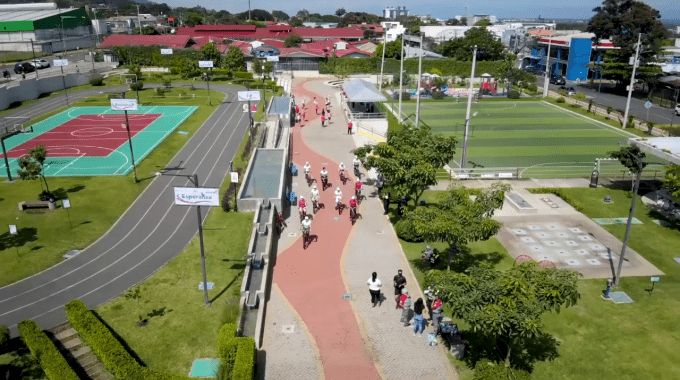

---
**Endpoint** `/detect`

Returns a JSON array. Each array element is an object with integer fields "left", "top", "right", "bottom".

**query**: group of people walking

[{"left": 367, "top": 270, "right": 443, "bottom": 337}]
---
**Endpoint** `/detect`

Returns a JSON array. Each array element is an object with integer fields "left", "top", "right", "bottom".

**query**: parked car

[
  {"left": 550, "top": 75, "right": 566, "bottom": 85},
  {"left": 558, "top": 86, "right": 577, "bottom": 96},
  {"left": 676, "top": 104, "right": 680, "bottom": 116},
  {"left": 32, "top": 59, "right": 50, "bottom": 69},
  {"left": 13, "top": 62, "right": 35, "bottom": 74}
]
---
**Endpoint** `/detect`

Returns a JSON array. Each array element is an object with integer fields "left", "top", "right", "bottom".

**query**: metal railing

[
  {"left": 350, "top": 111, "right": 386, "bottom": 120},
  {"left": 443, "top": 164, "right": 666, "bottom": 180}
]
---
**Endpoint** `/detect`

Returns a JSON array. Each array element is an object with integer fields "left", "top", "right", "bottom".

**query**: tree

[
  {"left": 439, "top": 27, "right": 505, "bottom": 61},
  {"left": 0, "top": 324, "right": 9, "bottom": 349},
  {"left": 296, "top": 9, "right": 309, "bottom": 20},
  {"left": 587, "top": 0, "right": 669, "bottom": 87},
  {"left": 284, "top": 34, "right": 303, "bottom": 48},
  {"left": 663, "top": 164, "right": 680, "bottom": 201},
  {"left": 396, "top": 183, "right": 509, "bottom": 270},
  {"left": 173, "top": 55, "right": 200, "bottom": 79},
  {"left": 354, "top": 124, "right": 457, "bottom": 205},
  {"left": 272, "top": 10, "right": 289, "bottom": 21},
  {"left": 475, "top": 19, "right": 491, "bottom": 26},
  {"left": 425, "top": 262, "right": 580, "bottom": 365},
  {"left": 185, "top": 12, "right": 203, "bottom": 26},
  {"left": 609, "top": 145, "right": 647, "bottom": 173},
  {"left": 374, "top": 40, "right": 402, "bottom": 59},
  {"left": 223, "top": 46, "right": 245, "bottom": 72},
  {"left": 288, "top": 17, "right": 303, "bottom": 27},
  {"left": 133, "top": 26, "right": 156, "bottom": 35},
  {"left": 17, "top": 145, "right": 53, "bottom": 200},
  {"left": 445, "top": 18, "right": 460, "bottom": 26},
  {"left": 200, "top": 42, "right": 221, "bottom": 68},
  {"left": 460, "top": 17, "right": 468, "bottom": 25},
  {"left": 253, "top": 59, "right": 272, "bottom": 76},
  {"left": 335, "top": 8, "right": 346, "bottom": 17}
]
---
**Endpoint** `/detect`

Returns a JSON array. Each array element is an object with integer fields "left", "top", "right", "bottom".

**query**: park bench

[{"left": 18, "top": 200, "right": 55, "bottom": 211}]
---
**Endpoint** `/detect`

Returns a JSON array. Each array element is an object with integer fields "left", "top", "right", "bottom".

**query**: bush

[
  {"left": 129, "top": 81, "right": 144, "bottom": 91},
  {"left": 556, "top": 97, "right": 565, "bottom": 103},
  {"left": 431, "top": 91, "right": 445, "bottom": 100},
  {"left": 163, "top": 78, "right": 172, "bottom": 87},
  {"left": 18, "top": 320, "right": 79, "bottom": 380},
  {"left": 89, "top": 76, "right": 104, "bottom": 86},
  {"left": 233, "top": 71, "right": 253, "bottom": 80},
  {"left": 0, "top": 324, "right": 10, "bottom": 348},
  {"left": 155, "top": 87, "right": 165, "bottom": 97},
  {"left": 394, "top": 219, "right": 423, "bottom": 242},
  {"left": 217, "top": 324, "right": 256, "bottom": 380},
  {"left": 507, "top": 89, "right": 520, "bottom": 99},
  {"left": 401, "top": 92, "right": 411, "bottom": 101},
  {"left": 527, "top": 83, "right": 537, "bottom": 92},
  {"left": 473, "top": 359, "right": 531, "bottom": 380}
]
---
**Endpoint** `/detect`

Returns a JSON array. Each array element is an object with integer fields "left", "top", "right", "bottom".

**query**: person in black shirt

[{"left": 393, "top": 270, "right": 407, "bottom": 309}]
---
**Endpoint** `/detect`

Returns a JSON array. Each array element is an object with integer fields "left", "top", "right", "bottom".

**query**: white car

[
  {"left": 676, "top": 104, "right": 680, "bottom": 116},
  {"left": 32, "top": 59, "right": 50, "bottom": 69}
]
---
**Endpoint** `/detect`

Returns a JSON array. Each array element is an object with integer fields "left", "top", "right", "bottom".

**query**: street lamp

[
  {"left": 622, "top": 33, "right": 643, "bottom": 129},
  {"left": 461, "top": 45, "right": 481, "bottom": 170}
]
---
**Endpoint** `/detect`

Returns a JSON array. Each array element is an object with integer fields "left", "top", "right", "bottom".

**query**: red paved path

[
  {"left": 2, "top": 114, "right": 161, "bottom": 159},
  {"left": 273, "top": 80, "right": 381, "bottom": 380}
]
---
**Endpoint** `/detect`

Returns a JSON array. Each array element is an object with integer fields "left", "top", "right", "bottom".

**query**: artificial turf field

[{"left": 398, "top": 100, "right": 664, "bottom": 177}]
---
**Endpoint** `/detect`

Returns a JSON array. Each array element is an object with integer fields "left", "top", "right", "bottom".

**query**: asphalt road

[
  {"left": 538, "top": 76, "right": 680, "bottom": 126},
  {"left": 0, "top": 83, "right": 250, "bottom": 336}
]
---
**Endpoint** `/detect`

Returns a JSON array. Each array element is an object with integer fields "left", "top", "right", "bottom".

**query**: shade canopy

[{"left": 342, "top": 79, "right": 387, "bottom": 103}]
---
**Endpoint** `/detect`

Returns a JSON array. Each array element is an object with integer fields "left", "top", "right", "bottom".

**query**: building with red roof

[
  {"left": 98, "top": 34, "right": 196, "bottom": 49},
  {"left": 175, "top": 24, "right": 364, "bottom": 42}
]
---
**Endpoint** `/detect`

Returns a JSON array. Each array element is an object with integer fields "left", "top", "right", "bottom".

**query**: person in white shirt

[
  {"left": 338, "top": 162, "right": 346, "bottom": 179},
  {"left": 310, "top": 185, "right": 320, "bottom": 204},
  {"left": 320, "top": 167, "right": 328, "bottom": 188},
  {"left": 303, "top": 162, "right": 311, "bottom": 176},
  {"left": 301, "top": 215, "right": 311, "bottom": 237},
  {"left": 334, "top": 187, "right": 342, "bottom": 209},
  {"left": 353, "top": 156, "right": 361, "bottom": 174},
  {"left": 367, "top": 272, "right": 382, "bottom": 307}
]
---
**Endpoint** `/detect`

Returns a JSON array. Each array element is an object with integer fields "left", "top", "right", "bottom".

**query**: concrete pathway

[{"left": 263, "top": 79, "right": 455, "bottom": 380}]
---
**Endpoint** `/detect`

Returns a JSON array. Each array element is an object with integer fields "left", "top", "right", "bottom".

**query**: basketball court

[{"left": 0, "top": 106, "right": 197, "bottom": 177}]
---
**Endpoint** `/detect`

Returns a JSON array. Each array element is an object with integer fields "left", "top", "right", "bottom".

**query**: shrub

[
  {"left": 588, "top": 99, "right": 593, "bottom": 112},
  {"left": 527, "top": 83, "right": 537, "bottom": 92},
  {"left": 394, "top": 219, "right": 423, "bottom": 242},
  {"left": 155, "top": 87, "right": 165, "bottom": 97},
  {"left": 233, "top": 71, "right": 254, "bottom": 80},
  {"left": 217, "top": 324, "right": 256, "bottom": 380},
  {"left": 646, "top": 121, "right": 655, "bottom": 134},
  {"left": 431, "top": 91, "right": 445, "bottom": 100},
  {"left": 130, "top": 81, "right": 144, "bottom": 91},
  {"left": 0, "top": 324, "right": 10, "bottom": 348},
  {"left": 557, "top": 89, "right": 567, "bottom": 96},
  {"left": 606, "top": 106, "right": 613, "bottom": 115},
  {"left": 163, "top": 78, "right": 172, "bottom": 87},
  {"left": 556, "top": 97, "right": 565, "bottom": 103},
  {"left": 18, "top": 320, "right": 79, "bottom": 380},
  {"left": 401, "top": 92, "right": 411, "bottom": 101},
  {"left": 507, "top": 89, "right": 520, "bottom": 99},
  {"left": 89, "top": 76, "right": 104, "bottom": 86}
]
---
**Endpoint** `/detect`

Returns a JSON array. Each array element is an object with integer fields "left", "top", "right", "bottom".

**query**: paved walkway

[{"left": 262, "top": 79, "right": 455, "bottom": 380}]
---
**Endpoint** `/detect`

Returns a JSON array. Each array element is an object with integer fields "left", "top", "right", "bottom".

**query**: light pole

[
  {"left": 622, "top": 33, "right": 642, "bottom": 129},
  {"left": 379, "top": 35, "right": 386, "bottom": 92},
  {"left": 461, "top": 45, "right": 479, "bottom": 169},
  {"left": 398, "top": 33, "right": 405, "bottom": 123},
  {"left": 542, "top": 37, "right": 552, "bottom": 98},
  {"left": 123, "top": 109, "right": 139, "bottom": 183},
  {"left": 415, "top": 34, "right": 423, "bottom": 128},
  {"left": 135, "top": 4, "right": 142, "bottom": 35}
]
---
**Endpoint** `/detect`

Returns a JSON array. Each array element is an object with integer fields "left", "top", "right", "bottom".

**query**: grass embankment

[{"left": 0, "top": 87, "right": 226, "bottom": 286}]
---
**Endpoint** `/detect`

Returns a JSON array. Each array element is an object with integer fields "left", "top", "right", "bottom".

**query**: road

[
  {"left": 538, "top": 76, "right": 680, "bottom": 126},
  {"left": 0, "top": 83, "right": 250, "bottom": 336},
  {"left": 2, "top": 61, "right": 115, "bottom": 83}
]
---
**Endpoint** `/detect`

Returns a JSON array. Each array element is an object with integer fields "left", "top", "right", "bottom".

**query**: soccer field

[{"left": 398, "top": 100, "right": 640, "bottom": 171}]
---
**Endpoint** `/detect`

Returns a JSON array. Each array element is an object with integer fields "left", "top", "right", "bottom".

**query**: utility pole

[
  {"left": 379, "top": 33, "right": 386, "bottom": 92},
  {"left": 194, "top": 174, "right": 211, "bottom": 306},
  {"left": 123, "top": 110, "right": 139, "bottom": 182},
  {"left": 136, "top": 4, "right": 142, "bottom": 35},
  {"left": 415, "top": 34, "right": 423, "bottom": 128},
  {"left": 614, "top": 157, "right": 643, "bottom": 286},
  {"left": 30, "top": 39, "right": 38, "bottom": 79},
  {"left": 398, "top": 33, "right": 405, "bottom": 123},
  {"left": 461, "top": 45, "right": 478, "bottom": 170},
  {"left": 542, "top": 37, "right": 552, "bottom": 98},
  {"left": 248, "top": 0, "right": 251, "bottom": 21},
  {"left": 622, "top": 33, "right": 642, "bottom": 129}
]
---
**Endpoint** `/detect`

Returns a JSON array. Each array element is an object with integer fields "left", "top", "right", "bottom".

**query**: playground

[
  {"left": 0, "top": 106, "right": 197, "bottom": 177},
  {"left": 397, "top": 100, "right": 665, "bottom": 177}
]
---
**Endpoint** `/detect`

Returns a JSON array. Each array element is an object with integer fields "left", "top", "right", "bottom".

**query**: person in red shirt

[
  {"left": 355, "top": 179, "right": 362, "bottom": 199},
  {"left": 347, "top": 121, "right": 353, "bottom": 134},
  {"left": 321, "top": 115, "right": 325, "bottom": 127},
  {"left": 298, "top": 196, "right": 307, "bottom": 217},
  {"left": 349, "top": 196, "right": 358, "bottom": 218}
]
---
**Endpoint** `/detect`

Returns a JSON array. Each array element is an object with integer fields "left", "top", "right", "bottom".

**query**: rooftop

[
  {"left": 99, "top": 34, "right": 195, "bottom": 49},
  {"left": 0, "top": 7, "right": 77, "bottom": 22}
]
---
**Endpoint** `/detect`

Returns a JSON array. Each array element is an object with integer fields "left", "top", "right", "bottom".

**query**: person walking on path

[
  {"left": 431, "top": 295, "right": 443, "bottom": 335},
  {"left": 321, "top": 115, "right": 325, "bottom": 127},
  {"left": 347, "top": 120, "right": 353, "bottom": 134},
  {"left": 399, "top": 289, "right": 412, "bottom": 326},
  {"left": 413, "top": 298, "right": 425, "bottom": 335},
  {"left": 393, "top": 270, "right": 407, "bottom": 309},
  {"left": 327, "top": 111, "right": 332, "bottom": 124},
  {"left": 367, "top": 272, "right": 382, "bottom": 307}
]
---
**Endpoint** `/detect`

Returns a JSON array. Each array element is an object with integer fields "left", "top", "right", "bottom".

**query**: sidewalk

[{"left": 261, "top": 79, "right": 455, "bottom": 380}]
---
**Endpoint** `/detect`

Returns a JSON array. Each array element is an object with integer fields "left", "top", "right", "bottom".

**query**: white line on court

[
  {"left": 540, "top": 100, "right": 636, "bottom": 139},
  {"left": 52, "top": 153, "right": 86, "bottom": 176}
]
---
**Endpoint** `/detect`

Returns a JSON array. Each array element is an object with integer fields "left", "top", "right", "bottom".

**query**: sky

[{"left": 161, "top": 0, "right": 680, "bottom": 20}]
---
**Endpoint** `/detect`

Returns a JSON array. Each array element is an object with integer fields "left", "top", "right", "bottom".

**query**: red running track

[
  {"left": 273, "top": 80, "right": 381, "bottom": 380},
  {"left": 1, "top": 113, "right": 161, "bottom": 159}
]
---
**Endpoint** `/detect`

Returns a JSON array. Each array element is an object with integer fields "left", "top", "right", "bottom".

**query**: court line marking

[
  {"left": 0, "top": 91, "right": 238, "bottom": 304},
  {"left": 52, "top": 153, "right": 86, "bottom": 176},
  {"left": 540, "top": 101, "right": 636, "bottom": 139}
]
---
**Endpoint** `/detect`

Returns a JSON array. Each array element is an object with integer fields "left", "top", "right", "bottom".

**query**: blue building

[{"left": 522, "top": 32, "right": 616, "bottom": 82}]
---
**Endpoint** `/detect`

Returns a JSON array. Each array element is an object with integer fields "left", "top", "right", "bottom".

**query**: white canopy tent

[{"left": 342, "top": 79, "right": 387, "bottom": 103}]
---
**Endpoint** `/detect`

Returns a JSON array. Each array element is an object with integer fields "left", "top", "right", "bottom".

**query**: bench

[{"left": 18, "top": 200, "right": 55, "bottom": 211}]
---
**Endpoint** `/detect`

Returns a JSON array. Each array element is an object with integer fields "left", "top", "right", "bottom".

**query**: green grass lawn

[
  {"left": 95, "top": 210, "right": 253, "bottom": 376},
  {"left": 394, "top": 100, "right": 655, "bottom": 176},
  {"left": 0, "top": 88, "right": 226, "bottom": 286},
  {"left": 393, "top": 188, "right": 680, "bottom": 380}
]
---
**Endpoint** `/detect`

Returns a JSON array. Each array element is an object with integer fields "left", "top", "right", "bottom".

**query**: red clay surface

[
  {"left": 1, "top": 113, "right": 161, "bottom": 159},
  {"left": 273, "top": 80, "right": 381, "bottom": 379}
]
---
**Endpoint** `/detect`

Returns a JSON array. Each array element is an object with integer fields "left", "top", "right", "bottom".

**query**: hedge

[
  {"left": 526, "top": 188, "right": 585, "bottom": 212},
  {"left": 320, "top": 57, "right": 509, "bottom": 78},
  {"left": 65, "top": 300, "right": 191, "bottom": 380},
  {"left": 217, "top": 324, "right": 256, "bottom": 380},
  {"left": 0, "top": 324, "right": 8, "bottom": 348},
  {"left": 18, "top": 320, "right": 80, "bottom": 380},
  {"left": 234, "top": 71, "right": 253, "bottom": 80}
]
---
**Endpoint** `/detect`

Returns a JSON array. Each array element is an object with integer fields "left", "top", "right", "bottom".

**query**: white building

[
  {"left": 381, "top": 21, "right": 406, "bottom": 43},
  {"left": 383, "top": 6, "right": 408, "bottom": 20}
]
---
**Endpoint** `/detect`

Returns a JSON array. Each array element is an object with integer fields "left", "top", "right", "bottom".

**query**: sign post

[
  {"left": 237, "top": 90, "right": 260, "bottom": 143},
  {"left": 111, "top": 99, "right": 139, "bottom": 182},
  {"left": 9, "top": 224, "right": 18, "bottom": 255},
  {"left": 63, "top": 198, "right": 72, "bottom": 228},
  {"left": 174, "top": 179, "right": 220, "bottom": 306},
  {"left": 53, "top": 59, "right": 70, "bottom": 106},
  {"left": 199, "top": 60, "right": 214, "bottom": 105},
  {"left": 231, "top": 170, "right": 238, "bottom": 208},
  {"left": 645, "top": 100, "right": 652, "bottom": 124},
  {"left": 160, "top": 49, "right": 173, "bottom": 84},
  {"left": 649, "top": 276, "right": 660, "bottom": 296}
]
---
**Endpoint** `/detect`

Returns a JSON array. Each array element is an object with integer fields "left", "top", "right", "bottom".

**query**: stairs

[{"left": 49, "top": 323, "right": 114, "bottom": 380}]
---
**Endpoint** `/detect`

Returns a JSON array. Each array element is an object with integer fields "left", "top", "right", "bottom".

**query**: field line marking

[
  {"left": 540, "top": 100, "right": 636, "bottom": 139},
  {"left": 52, "top": 153, "right": 86, "bottom": 176}
]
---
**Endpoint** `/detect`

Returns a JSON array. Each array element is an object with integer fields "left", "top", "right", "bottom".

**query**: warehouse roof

[
  {"left": 0, "top": 7, "right": 76, "bottom": 22},
  {"left": 99, "top": 34, "right": 196, "bottom": 49}
]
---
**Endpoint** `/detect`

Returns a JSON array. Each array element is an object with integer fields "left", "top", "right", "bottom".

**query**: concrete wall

[{"left": 0, "top": 69, "right": 101, "bottom": 111}]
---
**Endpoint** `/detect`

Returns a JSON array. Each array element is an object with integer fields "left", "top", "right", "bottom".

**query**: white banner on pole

[
  {"left": 53, "top": 59, "right": 68, "bottom": 67},
  {"left": 110, "top": 99, "right": 138, "bottom": 111},
  {"left": 174, "top": 187, "right": 220, "bottom": 206},
  {"left": 230, "top": 172, "right": 239, "bottom": 183},
  {"left": 266, "top": 56, "right": 279, "bottom": 62},
  {"left": 237, "top": 91, "right": 261, "bottom": 102},
  {"left": 160, "top": 49, "right": 173, "bottom": 55},
  {"left": 198, "top": 60, "right": 214, "bottom": 68}
]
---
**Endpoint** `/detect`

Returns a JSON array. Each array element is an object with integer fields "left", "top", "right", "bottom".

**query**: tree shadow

[
  {"left": 409, "top": 245, "right": 506, "bottom": 274},
  {"left": 50, "top": 187, "right": 68, "bottom": 200},
  {"left": 647, "top": 209, "right": 680, "bottom": 231},
  {"left": 67, "top": 185, "right": 85, "bottom": 193},
  {"left": 0, "top": 227, "right": 38, "bottom": 251},
  {"left": 0, "top": 337, "right": 45, "bottom": 380},
  {"left": 91, "top": 310, "right": 147, "bottom": 366}
]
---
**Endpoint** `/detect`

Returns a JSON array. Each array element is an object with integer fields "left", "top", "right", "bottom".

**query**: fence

[{"left": 443, "top": 163, "right": 666, "bottom": 181}]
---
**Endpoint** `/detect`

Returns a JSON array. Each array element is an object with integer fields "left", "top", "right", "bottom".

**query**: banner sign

[
  {"left": 266, "top": 56, "right": 279, "bottom": 62},
  {"left": 237, "top": 91, "right": 261, "bottom": 102},
  {"left": 160, "top": 49, "right": 173, "bottom": 55},
  {"left": 53, "top": 59, "right": 68, "bottom": 67},
  {"left": 168, "top": 17, "right": 174, "bottom": 22},
  {"left": 174, "top": 187, "right": 220, "bottom": 206},
  {"left": 110, "top": 99, "right": 138, "bottom": 111},
  {"left": 230, "top": 172, "right": 238, "bottom": 183},
  {"left": 198, "top": 60, "right": 214, "bottom": 68}
]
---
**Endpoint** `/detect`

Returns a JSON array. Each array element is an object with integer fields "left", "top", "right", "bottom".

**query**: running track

[{"left": 0, "top": 84, "right": 250, "bottom": 335}]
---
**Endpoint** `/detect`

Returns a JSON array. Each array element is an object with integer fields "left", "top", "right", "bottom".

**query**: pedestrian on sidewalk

[
  {"left": 321, "top": 115, "right": 325, "bottom": 127},
  {"left": 347, "top": 120, "right": 353, "bottom": 134},
  {"left": 413, "top": 298, "right": 425, "bottom": 335},
  {"left": 322, "top": 108, "right": 325, "bottom": 118},
  {"left": 393, "top": 270, "right": 407, "bottom": 309},
  {"left": 327, "top": 111, "right": 332, "bottom": 124},
  {"left": 383, "top": 192, "right": 391, "bottom": 214},
  {"left": 367, "top": 272, "right": 382, "bottom": 307},
  {"left": 431, "top": 295, "right": 443, "bottom": 335},
  {"left": 399, "top": 289, "right": 412, "bottom": 326}
]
